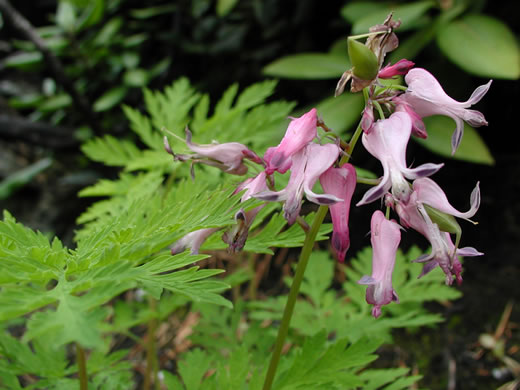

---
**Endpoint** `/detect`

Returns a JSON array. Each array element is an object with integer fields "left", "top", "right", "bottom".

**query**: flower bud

[{"left": 348, "top": 38, "right": 379, "bottom": 81}]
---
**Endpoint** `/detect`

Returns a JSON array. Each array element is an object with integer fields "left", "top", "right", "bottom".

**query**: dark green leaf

[
  {"left": 351, "top": 1, "right": 435, "bottom": 34},
  {"left": 123, "top": 68, "right": 149, "bottom": 87},
  {"left": 0, "top": 158, "right": 53, "bottom": 200},
  {"left": 263, "top": 53, "right": 349, "bottom": 79},
  {"left": 3, "top": 52, "right": 43, "bottom": 69},
  {"left": 93, "top": 86, "right": 128, "bottom": 112},
  {"left": 415, "top": 116, "right": 495, "bottom": 165},
  {"left": 436, "top": 14, "right": 520, "bottom": 79},
  {"left": 316, "top": 90, "right": 365, "bottom": 134},
  {"left": 38, "top": 94, "right": 72, "bottom": 112}
]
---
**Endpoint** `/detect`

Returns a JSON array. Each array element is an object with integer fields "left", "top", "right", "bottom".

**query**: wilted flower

[
  {"left": 357, "top": 112, "right": 443, "bottom": 206},
  {"left": 320, "top": 163, "right": 357, "bottom": 262},
  {"left": 170, "top": 227, "right": 221, "bottom": 255},
  {"left": 164, "top": 128, "right": 262, "bottom": 176},
  {"left": 264, "top": 108, "right": 318, "bottom": 175},
  {"left": 255, "top": 143, "right": 342, "bottom": 225},
  {"left": 400, "top": 68, "right": 492, "bottom": 153},
  {"left": 223, "top": 171, "right": 268, "bottom": 253},
  {"left": 358, "top": 210, "right": 401, "bottom": 318}
]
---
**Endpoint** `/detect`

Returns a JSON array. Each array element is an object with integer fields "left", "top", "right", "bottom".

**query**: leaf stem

[
  {"left": 76, "top": 343, "right": 88, "bottom": 390},
  {"left": 262, "top": 119, "right": 363, "bottom": 390}
]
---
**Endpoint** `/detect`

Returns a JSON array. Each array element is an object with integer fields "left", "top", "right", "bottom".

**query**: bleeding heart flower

[
  {"left": 401, "top": 68, "right": 492, "bottom": 154},
  {"left": 358, "top": 210, "right": 401, "bottom": 318}
]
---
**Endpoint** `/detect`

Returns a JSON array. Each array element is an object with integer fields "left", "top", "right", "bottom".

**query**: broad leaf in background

[
  {"left": 342, "top": 0, "right": 435, "bottom": 34},
  {"left": 414, "top": 116, "right": 495, "bottom": 165},
  {"left": 437, "top": 14, "right": 520, "bottom": 79},
  {"left": 263, "top": 53, "right": 350, "bottom": 79},
  {"left": 315, "top": 92, "right": 365, "bottom": 134}
]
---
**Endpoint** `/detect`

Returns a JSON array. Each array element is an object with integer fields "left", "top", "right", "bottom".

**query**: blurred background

[{"left": 0, "top": 0, "right": 519, "bottom": 388}]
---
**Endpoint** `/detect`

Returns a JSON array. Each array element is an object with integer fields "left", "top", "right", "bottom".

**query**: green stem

[
  {"left": 76, "top": 343, "right": 88, "bottom": 390},
  {"left": 262, "top": 204, "right": 329, "bottom": 390},
  {"left": 144, "top": 298, "right": 158, "bottom": 390},
  {"left": 262, "top": 119, "right": 363, "bottom": 390}
]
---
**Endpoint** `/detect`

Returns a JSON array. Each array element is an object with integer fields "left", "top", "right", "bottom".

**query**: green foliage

[
  {"left": 163, "top": 246, "right": 457, "bottom": 389},
  {"left": 415, "top": 116, "right": 495, "bottom": 165},
  {"left": 249, "top": 247, "right": 460, "bottom": 343},
  {"left": 436, "top": 13, "right": 520, "bottom": 79}
]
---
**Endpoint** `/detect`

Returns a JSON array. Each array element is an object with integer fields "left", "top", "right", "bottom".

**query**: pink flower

[
  {"left": 391, "top": 177, "right": 482, "bottom": 285},
  {"left": 255, "top": 143, "right": 342, "bottom": 225},
  {"left": 393, "top": 97, "right": 427, "bottom": 139},
  {"left": 357, "top": 112, "right": 443, "bottom": 206},
  {"left": 164, "top": 128, "right": 261, "bottom": 176},
  {"left": 378, "top": 59, "right": 415, "bottom": 79},
  {"left": 320, "top": 163, "right": 357, "bottom": 262},
  {"left": 170, "top": 227, "right": 220, "bottom": 255},
  {"left": 263, "top": 108, "right": 318, "bottom": 175},
  {"left": 401, "top": 68, "right": 492, "bottom": 154},
  {"left": 358, "top": 210, "right": 401, "bottom": 318}
]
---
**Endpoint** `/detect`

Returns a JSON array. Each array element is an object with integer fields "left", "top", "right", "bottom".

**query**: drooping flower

[
  {"left": 164, "top": 128, "right": 262, "bottom": 176},
  {"left": 320, "top": 163, "right": 357, "bottom": 262},
  {"left": 358, "top": 210, "right": 401, "bottom": 318},
  {"left": 170, "top": 227, "right": 221, "bottom": 255},
  {"left": 393, "top": 97, "right": 427, "bottom": 139},
  {"left": 263, "top": 108, "right": 318, "bottom": 175},
  {"left": 255, "top": 143, "right": 342, "bottom": 225},
  {"left": 400, "top": 68, "right": 492, "bottom": 154},
  {"left": 357, "top": 112, "right": 443, "bottom": 206},
  {"left": 223, "top": 171, "right": 268, "bottom": 252},
  {"left": 391, "top": 177, "right": 482, "bottom": 285},
  {"left": 378, "top": 59, "right": 415, "bottom": 79}
]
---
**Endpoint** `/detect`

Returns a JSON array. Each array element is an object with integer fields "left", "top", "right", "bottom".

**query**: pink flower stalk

[
  {"left": 357, "top": 112, "right": 443, "bottom": 206},
  {"left": 378, "top": 59, "right": 415, "bottom": 79},
  {"left": 223, "top": 171, "right": 268, "bottom": 252},
  {"left": 401, "top": 68, "right": 492, "bottom": 154},
  {"left": 255, "top": 143, "right": 342, "bottom": 225},
  {"left": 358, "top": 210, "right": 401, "bottom": 318},
  {"left": 392, "top": 178, "right": 482, "bottom": 285},
  {"left": 170, "top": 227, "right": 221, "bottom": 255},
  {"left": 263, "top": 108, "right": 318, "bottom": 175},
  {"left": 164, "top": 128, "right": 261, "bottom": 176},
  {"left": 320, "top": 163, "right": 357, "bottom": 262}
]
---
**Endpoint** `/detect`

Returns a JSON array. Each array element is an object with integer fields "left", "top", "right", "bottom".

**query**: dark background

[{"left": 1, "top": 1, "right": 519, "bottom": 388}]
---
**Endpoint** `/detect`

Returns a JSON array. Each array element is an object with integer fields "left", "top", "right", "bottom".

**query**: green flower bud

[{"left": 347, "top": 38, "right": 379, "bottom": 80}]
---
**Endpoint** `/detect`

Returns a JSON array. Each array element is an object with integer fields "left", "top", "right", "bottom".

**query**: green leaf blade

[{"left": 436, "top": 14, "right": 520, "bottom": 79}]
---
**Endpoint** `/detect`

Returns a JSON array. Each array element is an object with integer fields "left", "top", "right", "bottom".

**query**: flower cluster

[{"left": 165, "top": 13, "right": 490, "bottom": 318}]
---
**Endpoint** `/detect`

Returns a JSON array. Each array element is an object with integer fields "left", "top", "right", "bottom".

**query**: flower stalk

[
  {"left": 76, "top": 343, "right": 88, "bottom": 390},
  {"left": 262, "top": 121, "right": 363, "bottom": 390}
]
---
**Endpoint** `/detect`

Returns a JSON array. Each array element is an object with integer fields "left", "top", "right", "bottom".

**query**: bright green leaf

[
  {"left": 263, "top": 53, "right": 349, "bottom": 79},
  {"left": 415, "top": 116, "right": 495, "bottom": 165},
  {"left": 436, "top": 14, "right": 520, "bottom": 79}
]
